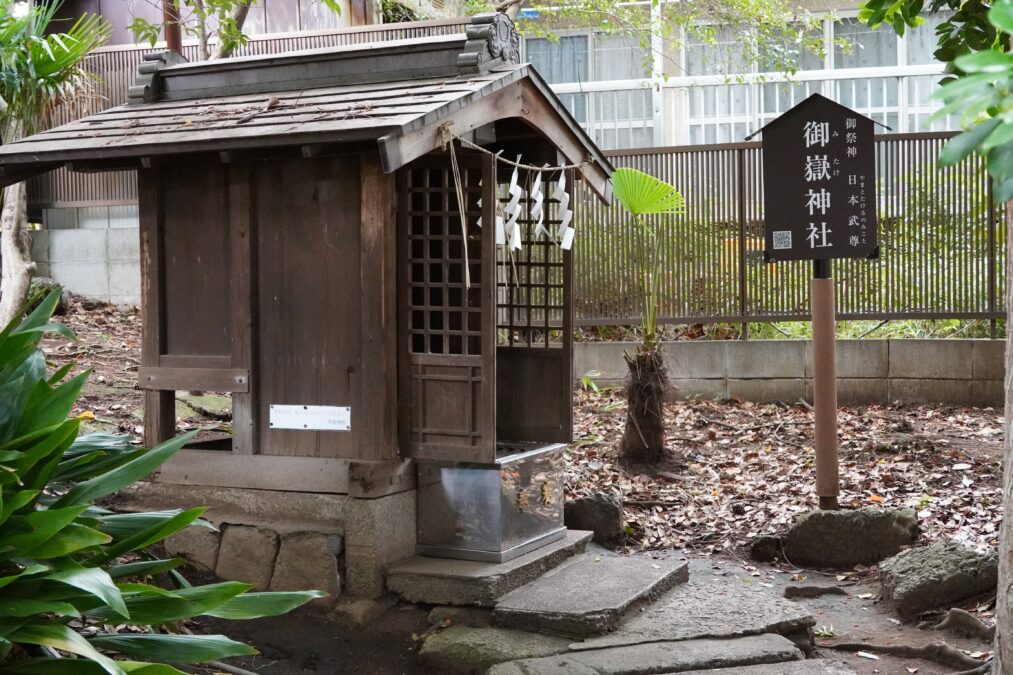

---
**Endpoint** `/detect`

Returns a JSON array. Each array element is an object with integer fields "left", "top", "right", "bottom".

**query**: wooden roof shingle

[{"left": 0, "top": 14, "right": 612, "bottom": 200}]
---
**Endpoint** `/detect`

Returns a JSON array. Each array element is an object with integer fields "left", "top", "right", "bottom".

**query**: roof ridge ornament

[
  {"left": 127, "top": 50, "right": 189, "bottom": 105},
  {"left": 458, "top": 13, "right": 521, "bottom": 75}
]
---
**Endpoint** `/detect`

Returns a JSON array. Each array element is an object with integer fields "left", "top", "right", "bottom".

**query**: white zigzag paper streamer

[
  {"left": 504, "top": 160, "right": 524, "bottom": 251},
  {"left": 531, "top": 167, "right": 547, "bottom": 240}
]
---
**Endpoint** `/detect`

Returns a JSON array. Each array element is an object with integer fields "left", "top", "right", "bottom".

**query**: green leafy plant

[
  {"left": 611, "top": 167, "right": 686, "bottom": 349},
  {"left": 0, "top": 291, "right": 323, "bottom": 673},
  {"left": 610, "top": 168, "right": 685, "bottom": 465},
  {"left": 861, "top": 0, "right": 1013, "bottom": 201}
]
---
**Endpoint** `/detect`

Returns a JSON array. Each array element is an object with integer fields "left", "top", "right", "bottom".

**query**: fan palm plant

[
  {"left": 610, "top": 167, "right": 685, "bottom": 464},
  {"left": 0, "top": 0, "right": 110, "bottom": 327}
]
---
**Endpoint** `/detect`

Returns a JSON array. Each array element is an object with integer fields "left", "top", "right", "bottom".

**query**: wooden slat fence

[{"left": 574, "top": 132, "right": 1004, "bottom": 326}]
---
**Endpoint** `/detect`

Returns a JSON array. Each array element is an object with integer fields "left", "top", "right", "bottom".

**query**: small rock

[
  {"left": 215, "top": 524, "right": 279, "bottom": 590},
  {"left": 28, "top": 277, "right": 66, "bottom": 315},
  {"left": 783, "top": 585, "right": 848, "bottom": 600},
  {"left": 164, "top": 523, "right": 221, "bottom": 571},
  {"left": 750, "top": 535, "right": 782, "bottom": 563},
  {"left": 564, "top": 492, "right": 624, "bottom": 544},
  {"left": 270, "top": 532, "right": 343, "bottom": 608},
  {"left": 782, "top": 507, "right": 918, "bottom": 569},
  {"left": 418, "top": 626, "right": 569, "bottom": 675},
  {"left": 333, "top": 598, "right": 385, "bottom": 628},
  {"left": 428, "top": 606, "right": 494, "bottom": 628},
  {"left": 880, "top": 539, "right": 998, "bottom": 617}
]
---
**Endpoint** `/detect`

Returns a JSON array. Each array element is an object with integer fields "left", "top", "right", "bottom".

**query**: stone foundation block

[
  {"left": 270, "top": 531, "right": 343, "bottom": 607},
  {"left": 164, "top": 523, "right": 221, "bottom": 571},
  {"left": 345, "top": 490, "right": 416, "bottom": 598},
  {"left": 216, "top": 525, "right": 279, "bottom": 591}
]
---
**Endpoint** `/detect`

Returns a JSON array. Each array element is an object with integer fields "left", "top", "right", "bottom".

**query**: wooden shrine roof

[{"left": 0, "top": 14, "right": 612, "bottom": 200}]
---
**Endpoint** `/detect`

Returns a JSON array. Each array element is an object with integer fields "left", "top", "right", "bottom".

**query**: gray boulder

[
  {"left": 782, "top": 507, "right": 918, "bottom": 569},
  {"left": 564, "top": 492, "right": 624, "bottom": 544},
  {"left": 880, "top": 539, "right": 998, "bottom": 617}
]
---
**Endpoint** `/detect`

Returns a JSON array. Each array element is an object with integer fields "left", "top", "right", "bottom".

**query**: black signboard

[{"left": 761, "top": 94, "right": 878, "bottom": 262}]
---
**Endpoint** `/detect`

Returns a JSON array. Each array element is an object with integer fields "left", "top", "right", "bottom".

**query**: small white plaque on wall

[{"left": 269, "top": 405, "right": 351, "bottom": 431}]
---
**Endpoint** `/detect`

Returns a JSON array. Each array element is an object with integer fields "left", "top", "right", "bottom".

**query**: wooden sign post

[{"left": 756, "top": 94, "right": 879, "bottom": 510}]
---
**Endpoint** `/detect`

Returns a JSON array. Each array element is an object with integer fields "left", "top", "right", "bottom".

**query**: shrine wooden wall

[{"left": 138, "top": 153, "right": 405, "bottom": 496}]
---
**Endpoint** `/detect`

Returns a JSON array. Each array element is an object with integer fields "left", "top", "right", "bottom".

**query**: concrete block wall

[
  {"left": 33, "top": 206, "right": 141, "bottom": 306},
  {"left": 575, "top": 339, "right": 1004, "bottom": 407}
]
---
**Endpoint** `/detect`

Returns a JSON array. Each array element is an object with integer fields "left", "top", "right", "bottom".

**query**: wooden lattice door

[{"left": 398, "top": 154, "right": 497, "bottom": 463}]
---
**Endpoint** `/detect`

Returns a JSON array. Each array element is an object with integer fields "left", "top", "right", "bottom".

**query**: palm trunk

[
  {"left": 995, "top": 200, "right": 1013, "bottom": 674},
  {"left": 620, "top": 344, "right": 668, "bottom": 464},
  {"left": 0, "top": 181, "right": 34, "bottom": 327}
]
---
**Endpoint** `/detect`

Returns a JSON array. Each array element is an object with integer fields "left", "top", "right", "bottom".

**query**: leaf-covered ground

[
  {"left": 569, "top": 389, "right": 1004, "bottom": 555},
  {"left": 42, "top": 300, "right": 1005, "bottom": 559}
]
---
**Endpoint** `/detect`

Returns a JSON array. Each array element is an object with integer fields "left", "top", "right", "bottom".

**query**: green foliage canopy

[
  {"left": 0, "top": 0, "right": 109, "bottom": 140},
  {"left": 860, "top": 0, "right": 1013, "bottom": 201}
]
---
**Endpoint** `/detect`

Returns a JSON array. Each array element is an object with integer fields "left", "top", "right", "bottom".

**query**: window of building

[
  {"left": 525, "top": 36, "right": 590, "bottom": 84},
  {"left": 833, "top": 17, "right": 899, "bottom": 68},
  {"left": 593, "top": 34, "right": 651, "bottom": 80}
]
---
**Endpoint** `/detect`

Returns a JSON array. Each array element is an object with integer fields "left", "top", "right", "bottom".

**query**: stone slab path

[
  {"left": 572, "top": 573, "right": 815, "bottom": 651},
  {"left": 387, "top": 530, "right": 593, "bottom": 606},
  {"left": 683, "top": 661, "right": 857, "bottom": 674},
  {"left": 494, "top": 552, "right": 689, "bottom": 637},
  {"left": 487, "top": 634, "right": 803, "bottom": 674}
]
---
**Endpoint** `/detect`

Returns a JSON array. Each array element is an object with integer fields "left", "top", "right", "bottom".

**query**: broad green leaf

[
  {"left": 45, "top": 567, "right": 128, "bottom": 619},
  {"left": 982, "top": 120, "right": 1013, "bottom": 151},
  {"left": 86, "top": 582, "right": 251, "bottom": 625},
  {"left": 95, "top": 510, "right": 188, "bottom": 540},
  {"left": 0, "top": 565, "right": 49, "bottom": 591},
  {"left": 52, "top": 431, "right": 197, "bottom": 508},
  {"left": 0, "top": 599, "right": 80, "bottom": 618},
  {"left": 8, "top": 624, "right": 124, "bottom": 675},
  {"left": 89, "top": 634, "right": 256, "bottom": 665},
  {"left": 989, "top": 0, "right": 1013, "bottom": 33},
  {"left": 16, "top": 370, "right": 90, "bottom": 438},
  {"left": 611, "top": 167, "right": 685, "bottom": 216},
  {"left": 65, "top": 432, "right": 134, "bottom": 458},
  {"left": 0, "top": 659, "right": 186, "bottom": 675},
  {"left": 953, "top": 49, "right": 1013, "bottom": 73},
  {"left": 27, "top": 523, "right": 111, "bottom": 559},
  {"left": 107, "top": 559, "right": 185, "bottom": 580},
  {"left": 205, "top": 591, "right": 327, "bottom": 619},
  {"left": 0, "top": 491, "right": 40, "bottom": 526},
  {"left": 96, "top": 509, "right": 205, "bottom": 562},
  {"left": 939, "top": 118, "right": 1002, "bottom": 166},
  {"left": 0, "top": 506, "right": 88, "bottom": 557}
]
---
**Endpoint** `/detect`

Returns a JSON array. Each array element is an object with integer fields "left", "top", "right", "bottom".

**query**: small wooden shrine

[{"left": 0, "top": 14, "right": 613, "bottom": 578}]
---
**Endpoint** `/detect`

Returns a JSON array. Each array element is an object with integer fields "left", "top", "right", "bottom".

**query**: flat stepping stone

[
  {"left": 683, "top": 661, "right": 856, "bottom": 674},
  {"left": 419, "top": 626, "right": 569, "bottom": 675},
  {"left": 573, "top": 574, "right": 815, "bottom": 651},
  {"left": 387, "top": 530, "right": 593, "bottom": 606},
  {"left": 487, "top": 634, "right": 803, "bottom": 674},
  {"left": 494, "top": 552, "right": 689, "bottom": 637}
]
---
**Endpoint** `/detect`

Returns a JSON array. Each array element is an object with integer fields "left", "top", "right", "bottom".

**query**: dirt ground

[{"left": 42, "top": 301, "right": 1000, "bottom": 674}]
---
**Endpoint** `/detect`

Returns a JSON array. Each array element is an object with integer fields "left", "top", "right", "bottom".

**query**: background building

[{"left": 28, "top": 3, "right": 957, "bottom": 304}]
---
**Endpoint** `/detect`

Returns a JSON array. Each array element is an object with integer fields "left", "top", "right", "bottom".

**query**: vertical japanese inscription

[{"left": 762, "top": 94, "right": 878, "bottom": 262}]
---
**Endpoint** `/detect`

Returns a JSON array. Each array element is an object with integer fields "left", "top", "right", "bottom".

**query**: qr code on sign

[{"left": 772, "top": 231, "right": 792, "bottom": 250}]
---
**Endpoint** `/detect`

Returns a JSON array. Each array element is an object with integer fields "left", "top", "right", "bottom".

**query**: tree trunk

[
  {"left": 620, "top": 345, "right": 669, "bottom": 464},
  {"left": 0, "top": 181, "right": 34, "bottom": 328},
  {"left": 996, "top": 200, "right": 1013, "bottom": 674},
  {"left": 213, "top": 1, "right": 253, "bottom": 60}
]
